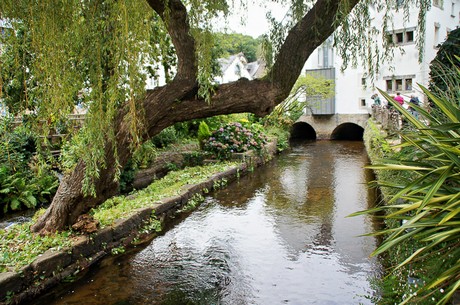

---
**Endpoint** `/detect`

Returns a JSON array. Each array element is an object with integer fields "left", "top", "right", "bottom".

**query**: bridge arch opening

[
  {"left": 290, "top": 122, "right": 317, "bottom": 140},
  {"left": 331, "top": 123, "right": 364, "bottom": 141}
]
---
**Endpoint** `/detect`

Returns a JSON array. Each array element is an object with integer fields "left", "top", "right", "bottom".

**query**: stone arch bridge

[{"left": 292, "top": 114, "right": 370, "bottom": 140}]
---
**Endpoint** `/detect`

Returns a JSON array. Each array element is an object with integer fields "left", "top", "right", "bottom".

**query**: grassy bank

[{"left": 0, "top": 161, "right": 237, "bottom": 273}]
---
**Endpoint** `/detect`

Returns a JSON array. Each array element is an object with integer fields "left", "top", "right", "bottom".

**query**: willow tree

[{"left": 0, "top": 0, "right": 431, "bottom": 234}]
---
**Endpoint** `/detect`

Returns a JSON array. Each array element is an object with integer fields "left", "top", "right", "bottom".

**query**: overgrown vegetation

[
  {"left": 92, "top": 162, "right": 238, "bottom": 226},
  {"left": 0, "top": 118, "right": 58, "bottom": 214},
  {"left": 0, "top": 210, "right": 72, "bottom": 273},
  {"left": 0, "top": 160, "right": 238, "bottom": 273},
  {"left": 358, "top": 64, "right": 460, "bottom": 304}
]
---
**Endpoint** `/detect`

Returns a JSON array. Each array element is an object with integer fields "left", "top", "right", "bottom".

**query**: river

[{"left": 37, "top": 140, "right": 381, "bottom": 305}]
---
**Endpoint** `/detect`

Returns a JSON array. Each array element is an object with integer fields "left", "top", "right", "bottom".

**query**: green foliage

[
  {"left": 111, "top": 246, "right": 125, "bottom": 255},
  {"left": 183, "top": 151, "right": 205, "bottom": 167},
  {"left": 213, "top": 33, "right": 262, "bottom": 62},
  {"left": 265, "top": 126, "right": 290, "bottom": 153},
  {"left": 264, "top": 73, "right": 334, "bottom": 124},
  {"left": 0, "top": 23, "right": 34, "bottom": 115},
  {"left": 92, "top": 162, "right": 237, "bottom": 226},
  {"left": 355, "top": 65, "right": 460, "bottom": 304},
  {"left": 0, "top": 165, "right": 59, "bottom": 215},
  {"left": 132, "top": 141, "right": 158, "bottom": 169},
  {"left": 0, "top": 118, "right": 58, "bottom": 214},
  {"left": 197, "top": 121, "right": 211, "bottom": 149},
  {"left": 178, "top": 193, "right": 205, "bottom": 213},
  {"left": 0, "top": 170, "right": 36, "bottom": 213},
  {"left": 151, "top": 126, "right": 179, "bottom": 148},
  {"left": 203, "top": 122, "right": 268, "bottom": 160},
  {"left": 59, "top": 129, "right": 87, "bottom": 173},
  {"left": 0, "top": 221, "right": 72, "bottom": 272},
  {"left": 118, "top": 159, "right": 137, "bottom": 194},
  {"left": 0, "top": 0, "right": 434, "bottom": 197},
  {"left": 139, "top": 214, "right": 162, "bottom": 235},
  {"left": 0, "top": 0, "right": 161, "bottom": 196}
]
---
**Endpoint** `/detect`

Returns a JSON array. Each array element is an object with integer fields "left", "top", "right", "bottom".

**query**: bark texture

[{"left": 31, "top": 0, "right": 360, "bottom": 234}]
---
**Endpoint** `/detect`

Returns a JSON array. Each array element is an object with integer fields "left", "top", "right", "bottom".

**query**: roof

[
  {"left": 246, "top": 60, "right": 267, "bottom": 79},
  {"left": 218, "top": 52, "right": 247, "bottom": 74}
]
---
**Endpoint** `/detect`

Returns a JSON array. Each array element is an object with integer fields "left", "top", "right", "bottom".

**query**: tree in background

[
  {"left": 0, "top": 0, "right": 433, "bottom": 234},
  {"left": 265, "top": 73, "right": 334, "bottom": 124},
  {"left": 214, "top": 33, "right": 263, "bottom": 62},
  {"left": 0, "top": 24, "right": 34, "bottom": 115}
]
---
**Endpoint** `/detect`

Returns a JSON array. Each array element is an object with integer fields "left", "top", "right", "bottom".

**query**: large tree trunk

[{"left": 31, "top": 0, "right": 359, "bottom": 234}]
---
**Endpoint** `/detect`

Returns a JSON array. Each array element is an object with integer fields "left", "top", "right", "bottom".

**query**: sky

[{"left": 213, "top": 1, "right": 288, "bottom": 38}]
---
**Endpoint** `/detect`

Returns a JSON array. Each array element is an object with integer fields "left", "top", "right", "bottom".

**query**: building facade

[{"left": 303, "top": 1, "right": 460, "bottom": 115}]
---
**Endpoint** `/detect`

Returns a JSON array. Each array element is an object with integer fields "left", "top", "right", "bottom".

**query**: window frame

[
  {"left": 387, "top": 28, "right": 416, "bottom": 46},
  {"left": 433, "top": 0, "right": 444, "bottom": 9},
  {"left": 384, "top": 75, "right": 416, "bottom": 94}
]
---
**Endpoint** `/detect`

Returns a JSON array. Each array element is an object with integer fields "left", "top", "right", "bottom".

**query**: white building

[
  {"left": 215, "top": 52, "right": 253, "bottom": 84},
  {"left": 303, "top": 1, "right": 460, "bottom": 115}
]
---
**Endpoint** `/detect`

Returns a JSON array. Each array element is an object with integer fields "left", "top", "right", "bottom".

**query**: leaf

[
  {"left": 10, "top": 198, "right": 20, "bottom": 210},
  {"left": 0, "top": 188, "right": 11, "bottom": 194}
]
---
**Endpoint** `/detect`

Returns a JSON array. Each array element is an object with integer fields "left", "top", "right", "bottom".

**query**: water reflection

[{"left": 42, "top": 141, "right": 380, "bottom": 305}]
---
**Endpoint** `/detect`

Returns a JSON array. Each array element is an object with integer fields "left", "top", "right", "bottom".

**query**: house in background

[
  {"left": 246, "top": 59, "right": 267, "bottom": 79},
  {"left": 293, "top": 1, "right": 460, "bottom": 139},
  {"left": 146, "top": 52, "right": 265, "bottom": 89},
  {"left": 215, "top": 52, "right": 253, "bottom": 84}
]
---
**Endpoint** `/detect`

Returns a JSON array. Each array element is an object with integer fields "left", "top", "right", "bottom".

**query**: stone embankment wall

[{"left": 0, "top": 141, "right": 277, "bottom": 305}]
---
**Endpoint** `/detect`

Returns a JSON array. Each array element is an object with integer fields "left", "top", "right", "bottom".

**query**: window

[
  {"left": 385, "top": 75, "right": 415, "bottom": 93},
  {"left": 323, "top": 46, "right": 329, "bottom": 68},
  {"left": 234, "top": 64, "right": 241, "bottom": 76},
  {"left": 361, "top": 77, "right": 366, "bottom": 86},
  {"left": 406, "top": 31, "right": 414, "bottom": 42},
  {"left": 386, "top": 80, "right": 393, "bottom": 92},
  {"left": 452, "top": 1, "right": 456, "bottom": 16},
  {"left": 434, "top": 23, "right": 441, "bottom": 48},
  {"left": 433, "top": 0, "right": 443, "bottom": 9},
  {"left": 319, "top": 37, "right": 334, "bottom": 68},
  {"left": 360, "top": 98, "right": 366, "bottom": 107},
  {"left": 405, "top": 78, "right": 412, "bottom": 91},
  {"left": 387, "top": 28, "right": 416, "bottom": 46}
]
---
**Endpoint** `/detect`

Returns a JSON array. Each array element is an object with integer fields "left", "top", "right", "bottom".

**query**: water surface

[{"left": 40, "top": 140, "right": 380, "bottom": 305}]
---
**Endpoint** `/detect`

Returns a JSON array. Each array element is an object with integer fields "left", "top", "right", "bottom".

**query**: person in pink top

[{"left": 394, "top": 92, "right": 404, "bottom": 105}]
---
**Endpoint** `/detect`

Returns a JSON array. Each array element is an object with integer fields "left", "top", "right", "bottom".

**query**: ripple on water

[{"left": 40, "top": 141, "right": 381, "bottom": 305}]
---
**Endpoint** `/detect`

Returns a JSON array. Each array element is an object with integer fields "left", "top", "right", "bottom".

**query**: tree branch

[
  {"left": 145, "top": 0, "right": 197, "bottom": 80},
  {"left": 270, "top": 0, "right": 360, "bottom": 95}
]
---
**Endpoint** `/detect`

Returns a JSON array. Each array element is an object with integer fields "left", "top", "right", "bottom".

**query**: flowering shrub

[{"left": 203, "top": 122, "right": 268, "bottom": 160}]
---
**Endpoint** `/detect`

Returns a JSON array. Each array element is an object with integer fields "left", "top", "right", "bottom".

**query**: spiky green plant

[{"left": 353, "top": 65, "right": 460, "bottom": 304}]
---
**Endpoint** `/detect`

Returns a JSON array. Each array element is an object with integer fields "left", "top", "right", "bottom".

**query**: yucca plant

[{"left": 353, "top": 64, "right": 460, "bottom": 304}]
